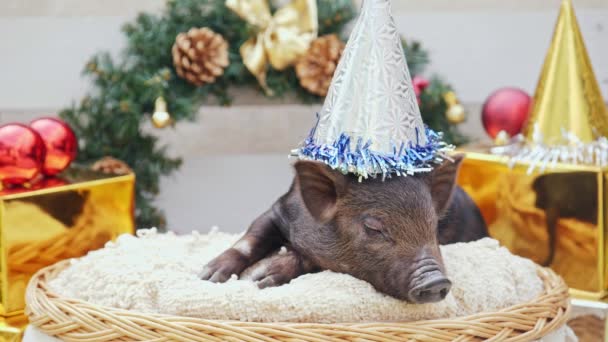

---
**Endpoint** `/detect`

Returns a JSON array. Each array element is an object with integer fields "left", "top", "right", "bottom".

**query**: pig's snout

[
  {"left": 403, "top": 248, "right": 451, "bottom": 304},
  {"left": 408, "top": 276, "right": 451, "bottom": 304}
]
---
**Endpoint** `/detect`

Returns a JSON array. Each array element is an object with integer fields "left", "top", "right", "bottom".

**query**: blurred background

[{"left": 0, "top": 0, "right": 607, "bottom": 233}]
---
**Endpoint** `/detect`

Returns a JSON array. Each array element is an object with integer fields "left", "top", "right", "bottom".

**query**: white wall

[{"left": 0, "top": 0, "right": 606, "bottom": 111}]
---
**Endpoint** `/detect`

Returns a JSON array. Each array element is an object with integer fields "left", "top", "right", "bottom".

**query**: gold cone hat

[{"left": 523, "top": 0, "right": 608, "bottom": 145}]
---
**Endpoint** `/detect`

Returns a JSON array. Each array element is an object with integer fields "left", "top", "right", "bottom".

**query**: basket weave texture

[{"left": 26, "top": 260, "right": 570, "bottom": 342}]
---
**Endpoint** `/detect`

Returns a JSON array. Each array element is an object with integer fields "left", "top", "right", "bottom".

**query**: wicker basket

[{"left": 26, "top": 260, "right": 570, "bottom": 342}]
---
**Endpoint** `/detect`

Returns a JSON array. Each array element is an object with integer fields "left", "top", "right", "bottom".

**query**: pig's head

[{"left": 293, "top": 155, "right": 464, "bottom": 303}]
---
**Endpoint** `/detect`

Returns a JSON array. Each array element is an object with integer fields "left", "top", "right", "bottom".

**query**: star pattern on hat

[
  {"left": 313, "top": 0, "right": 426, "bottom": 152},
  {"left": 295, "top": 0, "right": 450, "bottom": 179}
]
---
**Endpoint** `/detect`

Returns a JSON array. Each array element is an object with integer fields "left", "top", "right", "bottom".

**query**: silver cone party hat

[{"left": 295, "top": 0, "right": 451, "bottom": 179}]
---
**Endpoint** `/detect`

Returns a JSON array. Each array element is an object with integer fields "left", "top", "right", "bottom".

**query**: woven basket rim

[{"left": 26, "top": 259, "right": 571, "bottom": 342}]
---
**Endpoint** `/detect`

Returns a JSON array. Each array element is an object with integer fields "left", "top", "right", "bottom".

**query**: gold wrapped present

[
  {"left": 458, "top": 148, "right": 607, "bottom": 299},
  {"left": 0, "top": 166, "right": 134, "bottom": 335},
  {"left": 458, "top": 0, "right": 608, "bottom": 300}
]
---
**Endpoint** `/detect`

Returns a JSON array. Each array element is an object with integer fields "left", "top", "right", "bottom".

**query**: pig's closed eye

[{"left": 362, "top": 216, "right": 388, "bottom": 239}]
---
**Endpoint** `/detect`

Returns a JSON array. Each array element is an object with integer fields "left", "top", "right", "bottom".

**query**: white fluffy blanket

[{"left": 49, "top": 229, "right": 548, "bottom": 324}]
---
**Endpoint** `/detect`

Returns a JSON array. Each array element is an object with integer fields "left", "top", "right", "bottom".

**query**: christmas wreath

[{"left": 60, "top": 0, "right": 468, "bottom": 228}]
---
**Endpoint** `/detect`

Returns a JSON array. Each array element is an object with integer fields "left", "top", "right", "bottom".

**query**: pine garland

[{"left": 60, "top": 0, "right": 467, "bottom": 228}]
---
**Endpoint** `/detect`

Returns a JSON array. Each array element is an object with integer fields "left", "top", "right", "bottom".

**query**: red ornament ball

[
  {"left": 30, "top": 117, "right": 78, "bottom": 176},
  {"left": 413, "top": 76, "right": 430, "bottom": 96},
  {"left": 482, "top": 88, "right": 532, "bottom": 139},
  {"left": 0, "top": 123, "right": 46, "bottom": 185}
]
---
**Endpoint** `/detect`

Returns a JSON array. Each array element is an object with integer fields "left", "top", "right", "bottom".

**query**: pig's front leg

[
  {"left": 246, "top": 247, "right": 319, "bottom": 288},
  {"left": 200, "top": 210, "right": 284, "bottom": 283}
]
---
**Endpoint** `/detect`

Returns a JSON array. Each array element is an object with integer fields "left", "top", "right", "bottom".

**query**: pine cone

[
  {"left": 172, "top": 28, "right": 229, "bottom": 87},
  {"left": 296, "top": 34, "right": 345, "bottom": 96},
  {"left": 91, "top": 157, "right": 132, "bottom": 175}
]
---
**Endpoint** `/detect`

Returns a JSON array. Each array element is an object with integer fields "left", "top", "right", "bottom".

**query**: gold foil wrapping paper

[
  {"left": 458, "top": 150, "right": 607, "bottom": 299},
  {"left": 0, "top": 167, "right": 134, "bottom": 336},
  {"left": 0, "top": 315, "right": 26, "bottom": 341},
  {"left": 470, "top": 0, "right": 608, "bottom": 300}
]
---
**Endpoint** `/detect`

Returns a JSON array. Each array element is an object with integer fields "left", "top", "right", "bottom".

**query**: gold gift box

[
  {"left": 457, "top": 148, "right": 608, "bottom": 300},
  {"left": 0, "top": 167, "right": 134, "bottom": 332}
]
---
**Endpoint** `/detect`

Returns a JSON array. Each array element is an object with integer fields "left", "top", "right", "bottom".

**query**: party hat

[
  {"left": 523, "top": 0, "right": 608, "bottom": 145},
  {"left": 492, "top": 0, "right": 608, "bottom": 171},
  {"left": 294, "top": 0, "right": 451, "bottom": 179}
]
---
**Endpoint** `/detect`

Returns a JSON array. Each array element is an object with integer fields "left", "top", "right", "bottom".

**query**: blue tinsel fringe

[{"left": 294, "top": 117, "right": 453, "bottom": 180}]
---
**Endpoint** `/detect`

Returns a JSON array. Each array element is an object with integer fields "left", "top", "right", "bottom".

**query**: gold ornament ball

[
  {"left": 494, "top": 130, "right": 511, "bottom": 146},
  {"left": 443, "top": 91, "right": 458, "bottom": 106},
  {"left": 152, "top": 97, "right": 172, "bottom": 129},
  {"left": 446, "top": 104, "right": 466, "bottom": 124}
]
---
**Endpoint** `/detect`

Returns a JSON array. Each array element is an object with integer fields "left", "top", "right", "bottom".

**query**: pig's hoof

[
  {"left": 247, "top": 248, "right": 316, "bottom": 289},
  {"left": 248, "top": 257, "right": 295, "bottom": 288},
  {"left": 251, "top": 268, "right": 292, "bottom": 289},
  {"left": 199, "top": 249, "right": 249, "bottom": 283},
  {"left": 257, "top": 275, "right": 283, "bottom": 289},
  {"left": 199, "top": 265, "right": 235, "bottom": 283}
]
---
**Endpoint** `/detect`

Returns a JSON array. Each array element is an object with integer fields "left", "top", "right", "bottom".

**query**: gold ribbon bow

[{"left": 226, "top": 0, "right": 318, "bottom": 94}]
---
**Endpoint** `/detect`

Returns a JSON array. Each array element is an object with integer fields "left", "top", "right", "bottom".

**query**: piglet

[{"left": 200, "top": 155, "right": 487, "bottom": 303}]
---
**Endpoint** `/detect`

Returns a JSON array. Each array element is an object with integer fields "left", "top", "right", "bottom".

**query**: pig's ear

[
  {"left": 427, "top": 154, "right": 464, "bottom": 215},
  {"left": 294, "top": 161, "right": 345, "bottom": 222}
]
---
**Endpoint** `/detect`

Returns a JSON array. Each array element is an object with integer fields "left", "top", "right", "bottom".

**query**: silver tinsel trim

[
  {"left": 291, "top": 115, "right": 454, "bottom": 181},
  {"left": 491, "top": 124, "right": 608, "bottom": 174}
]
